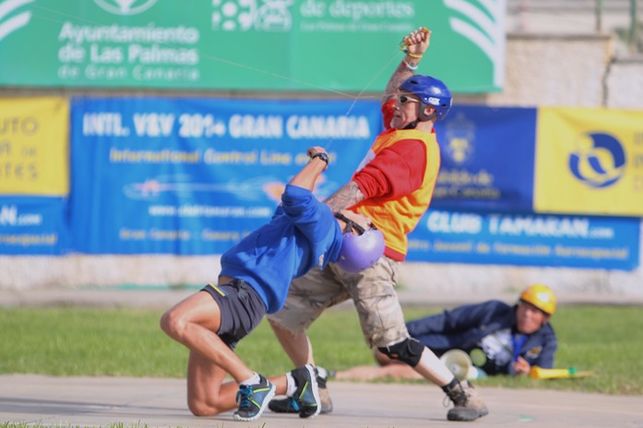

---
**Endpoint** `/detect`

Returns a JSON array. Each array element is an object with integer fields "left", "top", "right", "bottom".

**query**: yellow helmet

[{"left": 519, "top": 284, "right": 557, "bottom": 315}]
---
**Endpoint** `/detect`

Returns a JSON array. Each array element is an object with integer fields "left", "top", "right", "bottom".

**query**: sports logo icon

[
  {"left": 94, "top": 0, "right": 158, "bottom": 16},
  {"left": 0, "top": 0, "right": 33, "bottom": 42},
  {"left": 211, "top": 0, "right": 293, "bottom": 32},
  {"left": 444, "top": 112, "right": 476, "bottom": 165},
  {"left": 443, "top": 0, "right": 506, "bottom": 87},
  {"left": 569, "top": 132, "right": 626, "bottom": 188}
]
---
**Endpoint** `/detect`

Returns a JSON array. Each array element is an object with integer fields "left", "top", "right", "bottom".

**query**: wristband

[
  {"left": 310, "top": 152, "right": 329, "bottom": 168},
  {"left": 407, "top": 52, "right": 423, "bottom": 59},
  {"left": 403, "top": 60, "right": 418, "bottom": 70}
]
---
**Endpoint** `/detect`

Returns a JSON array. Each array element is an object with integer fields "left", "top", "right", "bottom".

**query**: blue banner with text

[
  {"left": 0, "top": 197, "right": 68, "bottom": 255},
  {"left": 70, "top": 97, "right": 381, "bottom": 254},
  {"left": 407, "top": 210, "right": 640, "bottom": 270},
  {"left": 433, "top": 106, "right": 537, "bottom": 212}
]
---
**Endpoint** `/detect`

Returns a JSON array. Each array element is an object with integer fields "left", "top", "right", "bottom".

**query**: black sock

[{"left": 441, "top": 377, "right": 459, "bottom": 393}]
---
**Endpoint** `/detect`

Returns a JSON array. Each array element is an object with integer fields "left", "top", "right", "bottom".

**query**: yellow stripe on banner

[
  {"left": 0, "top": 97, "right": 69, "bottom": 196},
  {"left": 534, "top": 107, "right": 643, "bottom": 216}
]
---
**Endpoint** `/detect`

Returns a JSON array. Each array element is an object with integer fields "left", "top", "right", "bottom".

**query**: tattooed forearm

[
  {"left": 325, "top": 181, "right": 365, "bottom": 212},
  {"left": 383, "top": 62, "right": 414, "bottom": 102}
]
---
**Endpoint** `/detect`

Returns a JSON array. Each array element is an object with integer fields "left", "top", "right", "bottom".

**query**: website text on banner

[
  {"left": 407, "top": 210, "right": 640, "bottom": 271},
  {"left": 70, "top": 97, "right": 381, "bottom": 254},
  {"left": 0, "top": 197, "right": 68, "bottom": 255},
  {"left": 0, "top": 0, "right": 505, "bottom": 92},
  {"left": 535, "top": 107, "right": 643, "bottom": 217}
]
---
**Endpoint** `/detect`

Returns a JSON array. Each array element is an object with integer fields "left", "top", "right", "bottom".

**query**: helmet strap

[
  {"left": 334, "top": 212, "right": 366, "bottom": 235},
  {"left": 418, "top": 105, "right": 438, "bottom": 122},
  {"left": 403, "top": 120, "right": 419, "bottom": 130},
  {"left": 404, "top": 106, "right": 436, "bottom": 128}
]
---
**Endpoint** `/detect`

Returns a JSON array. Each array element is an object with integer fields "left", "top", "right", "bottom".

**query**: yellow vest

[{"left": 354, "top": 129, "right": 440, "bottom": 260}]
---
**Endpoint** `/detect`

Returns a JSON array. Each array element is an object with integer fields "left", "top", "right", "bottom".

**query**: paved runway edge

[{"left": 1, "top": 375, "right": 642, "bottom": 427}]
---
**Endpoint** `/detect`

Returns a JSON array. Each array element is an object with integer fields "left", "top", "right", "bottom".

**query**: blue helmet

[{"left": 399, "top": 75, "right": 452, "bottom": 121}]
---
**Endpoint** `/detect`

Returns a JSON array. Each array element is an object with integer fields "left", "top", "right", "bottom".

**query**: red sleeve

[
  {"left": 353, "top": 139, "right": 427, "bottom": 200},
  {"left": 381, "top": 98, "right": 396, "bottom": 130}
]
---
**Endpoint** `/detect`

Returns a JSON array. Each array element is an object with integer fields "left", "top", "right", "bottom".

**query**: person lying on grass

[{"left": 336, "top": 284, "right": 557, "bottom": 382}]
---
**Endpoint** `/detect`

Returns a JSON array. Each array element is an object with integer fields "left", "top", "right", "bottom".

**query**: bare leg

[
  {"left": 160, "top": 292, "right": 254, "bottom": 382},
  {"left": 373, "top": 348, "right": 394, "bottom": 366},
  {"left": 186, "top": 350, "right": 288, "bottom": 416},
  {"left": 337, "top": 346, "right": 450, "bottom": 383},
  {"left": 335, "top": 363, "right": 421, "bottom": 381},
  {"left": 186, "top": 350, "right": 233, "bottom": 416},
  {"left": 269, "top": 319, "right": 315, "bottom": 366},
  {"left": 413, "top": 347, "right": 455, "bottom": 386}
]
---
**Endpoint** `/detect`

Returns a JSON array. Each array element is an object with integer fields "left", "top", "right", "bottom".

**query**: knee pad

[{"left": 378, "top": 338, "right": 424, "bottom": 367}]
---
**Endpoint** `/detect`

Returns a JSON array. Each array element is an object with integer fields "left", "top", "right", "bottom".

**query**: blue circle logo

[{"left": 568, "top": 132, "right": 626, "bottom": 188}]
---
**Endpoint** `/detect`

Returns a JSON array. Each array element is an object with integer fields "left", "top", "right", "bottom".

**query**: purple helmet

[{"left": 334, "top": 212, "right": 385, "bottom": 272}]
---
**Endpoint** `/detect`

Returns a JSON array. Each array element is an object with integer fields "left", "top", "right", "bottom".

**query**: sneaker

[
  {"left": 268, "top": 396, "right": 301, "bottom": 414},
  {"left": 443, "top": 379, "right": 489, "bottom": 421},
  {"left": 269, "top": 366, "right": 333, "bottom": 415},
  {"left": 316, "top": 366, "right": 334, "bottom": 414},
  {"left": 233, "top": 374, "right": 276, "bottom": 421},
  {"left": 290, "top": 364, "right": 321, "bottom": 418}
]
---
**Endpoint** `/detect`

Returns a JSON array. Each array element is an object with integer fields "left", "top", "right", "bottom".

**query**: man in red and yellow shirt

[{"left": 268, "top": 28, "right": 488, "bottom": 422}]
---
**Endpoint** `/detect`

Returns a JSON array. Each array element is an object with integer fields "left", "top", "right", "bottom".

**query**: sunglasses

[{"left": 399, "top": 95, "right": 420, "bottom": 104}]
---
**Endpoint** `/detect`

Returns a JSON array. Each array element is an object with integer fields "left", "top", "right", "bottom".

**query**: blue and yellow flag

[{"left": 535, "top": 107, "right": 643, "bottom": 216}]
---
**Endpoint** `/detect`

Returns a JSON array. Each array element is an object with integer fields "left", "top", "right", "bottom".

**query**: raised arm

[
  {"left": 326, "top": 28, "right": 432, "bottom": 212},
  {"left": 382, "top": 27, "right": 431, "bottom": 104},
  {"left": 289, "top": 146, "right": 329, "bottom": 190}
]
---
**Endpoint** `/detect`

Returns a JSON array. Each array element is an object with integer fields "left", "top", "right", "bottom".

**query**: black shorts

[{"left": 201, "top": 279, "right": 266, "bottom": 349}]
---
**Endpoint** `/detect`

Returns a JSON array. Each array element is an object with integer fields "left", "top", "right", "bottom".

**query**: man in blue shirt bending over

[{"left": 160, "top": 146, "right": 383, "bottom": 422}]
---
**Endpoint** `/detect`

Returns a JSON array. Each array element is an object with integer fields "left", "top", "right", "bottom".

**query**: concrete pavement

[
  {"left": 2, "top": 288, "right": 642, "bottom": 427},
  {"left": 2, "top": 375, "right": 643, "bottom": 428}
]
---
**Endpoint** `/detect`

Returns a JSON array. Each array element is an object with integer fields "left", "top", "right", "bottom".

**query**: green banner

[{"left": 0, "top": 0, "right": 505, "bottom": 93}]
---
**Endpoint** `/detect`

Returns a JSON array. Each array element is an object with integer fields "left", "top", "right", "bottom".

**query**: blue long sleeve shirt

[
  {"left": 406, "top": 300, "right": 557, "bottom": 375},
  {"left": 220, "top": 184, "right": 343, "bottom": 314}
]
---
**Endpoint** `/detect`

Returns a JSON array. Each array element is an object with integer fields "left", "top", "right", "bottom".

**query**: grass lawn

[{"left": 1, "top": 304, "right": 642, "bottom": 395}]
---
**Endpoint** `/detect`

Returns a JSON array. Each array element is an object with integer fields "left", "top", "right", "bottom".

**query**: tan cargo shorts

[{"left": 267, "top": 256, "right": 410, "bottom": 348}]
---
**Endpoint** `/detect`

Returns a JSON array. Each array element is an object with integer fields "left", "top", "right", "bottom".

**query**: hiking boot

[
  {"left": 318, "top": 382, "right": 334, "bottom": 414},
  {"left": 290, "top": 364, "right": 321, "bottom": 418},
  {"left": 233, "top": 374, "right": 276, "bottom": 421},
  {"left": 443, "top": 379, "right": 489, "bottom": 421},
  {"left": 269, "top": 366, "right": 333, "bottom": 415}
]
